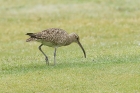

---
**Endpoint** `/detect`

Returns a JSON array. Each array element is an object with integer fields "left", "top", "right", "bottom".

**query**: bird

[{"left": 26, "top": 28, "right": 86, "bottom": 65}]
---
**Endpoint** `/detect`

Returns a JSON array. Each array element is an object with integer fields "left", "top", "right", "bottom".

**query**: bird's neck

[{"left": 65, "top": 34, "right": 75, "bottom": 45}]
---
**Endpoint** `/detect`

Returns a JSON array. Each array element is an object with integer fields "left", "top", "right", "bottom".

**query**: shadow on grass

[{"left": 1, "top": 61, "right": 95, "bottom": 75}]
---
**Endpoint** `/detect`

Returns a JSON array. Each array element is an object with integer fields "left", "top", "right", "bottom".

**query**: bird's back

[{"left": 26, "top": 28, "right": 70, "bottom": 47}]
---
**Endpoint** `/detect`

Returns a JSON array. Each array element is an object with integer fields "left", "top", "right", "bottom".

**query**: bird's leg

[
  {"left": 54, "top": 47, "right": 57, "bottom": 65},
  {"left": 39, "top": 44, "right": 49, "bottom": 65}
]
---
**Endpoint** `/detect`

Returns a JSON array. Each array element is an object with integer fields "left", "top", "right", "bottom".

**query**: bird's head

[
  {"left": 69, "top": 33, "right": 80, "bottom": 42},
  {"left": 69, "top": 33, "right": 86, "bottom": 58}
]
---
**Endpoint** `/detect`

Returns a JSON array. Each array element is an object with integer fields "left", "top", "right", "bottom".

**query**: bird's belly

[
  {"left": 37, "top": 40, "right": 56, "bottom": 47},
  {"left": 42, "top": 41, "right": 55, "bottom": 47}
]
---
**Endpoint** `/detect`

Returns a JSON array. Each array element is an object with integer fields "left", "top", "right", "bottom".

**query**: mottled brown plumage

[{"left": 26, "top": 28, "right": 86, "bottom": 65}]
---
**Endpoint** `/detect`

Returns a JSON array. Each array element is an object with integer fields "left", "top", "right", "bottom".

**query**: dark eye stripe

[{"left": 75, "top": 34, "right": 79, "bottom": 38}]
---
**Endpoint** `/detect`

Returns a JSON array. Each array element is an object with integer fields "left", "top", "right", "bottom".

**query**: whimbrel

[{"left": 26, "top": 28, "right": 86, "bottom": 65}]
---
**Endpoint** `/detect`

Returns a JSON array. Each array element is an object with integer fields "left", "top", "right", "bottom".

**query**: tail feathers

[
  {"left": 26, "top": 38, "right": 37, "bottom": 42},
  {"left": 26, "top": 33, "right": 33, "bottom": 35},
  {"left": 26, "top": 33, "right": 36, "bottom": 38}
]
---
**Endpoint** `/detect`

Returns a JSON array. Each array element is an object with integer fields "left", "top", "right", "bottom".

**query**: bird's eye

[
  {"left": 74, "top": 34, "right": 79, "bottom": 40},
  {"left": 76, "top": 36, "right": 79, "bottom": 40}
]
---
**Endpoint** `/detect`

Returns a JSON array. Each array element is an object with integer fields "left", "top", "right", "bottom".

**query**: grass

[{"left": 0, "top": 0, "right": 140, "bottom": 92}]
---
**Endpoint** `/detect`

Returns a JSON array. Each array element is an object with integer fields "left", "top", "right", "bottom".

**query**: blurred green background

[{"left": 0, "top": 0, "right": 140, "bottom": 93}]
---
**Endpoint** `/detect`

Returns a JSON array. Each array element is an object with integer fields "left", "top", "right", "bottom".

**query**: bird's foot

[{"left": 45, "top": 57, "right": 49, "bottom": 65}]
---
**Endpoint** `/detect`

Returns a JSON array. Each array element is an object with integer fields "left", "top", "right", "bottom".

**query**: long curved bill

[{"left": 77, "top": 40, "right": 86, "bottom": 58}]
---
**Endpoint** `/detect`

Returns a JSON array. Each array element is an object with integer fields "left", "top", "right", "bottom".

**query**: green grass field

[{"left": 0, "top": 0, "right": 140, "bottom": 92}]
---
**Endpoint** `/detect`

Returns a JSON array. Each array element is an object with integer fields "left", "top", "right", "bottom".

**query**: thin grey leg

[
  {"left": 39, "top": 44, "right": 49, "bottom": 65},
  {"left": 54, "top": 48, "right": 57, "bottom": 65}
]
